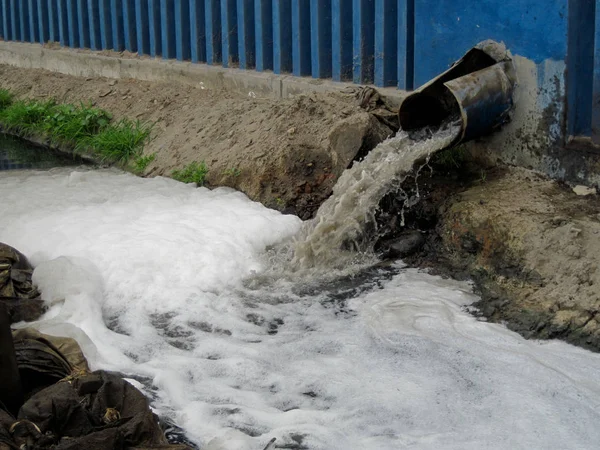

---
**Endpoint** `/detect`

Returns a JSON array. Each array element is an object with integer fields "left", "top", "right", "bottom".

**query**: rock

[
  {"left": 573, "top": 185, "right": 596, "bottom": 196},
  {"left": 378, "top": 230, "right": 425, "bottom": 259},
  {"left": 108, "top": 80, "right": 116, "bottom": 86}
]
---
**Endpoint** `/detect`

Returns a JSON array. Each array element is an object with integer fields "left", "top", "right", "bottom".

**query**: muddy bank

[
  {"left": 0, "top": 64, "right": 393, "bottom": 219},
  {"left": 388, "top": 156, "right": 600, "bottom": 352}
]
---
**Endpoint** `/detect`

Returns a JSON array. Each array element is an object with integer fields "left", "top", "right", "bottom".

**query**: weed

[
  {"left": 432, "top": 145, "right": 467, "bottom": 169},
  {"left": 480, "top": 169, "right": 487, "bottom": 183},
  {"left": 172, "top": 161, "right": 209, "bottom": 186},
  {"left": 132, "top": 153, "right": 156, "bottom": 174},
  {"left": 79, "top": 118, "right": 152, "bottom": 164},
  {"left": 0, "top": 89, "right": 13, "bottom": 110},
  {"left": 0, "top": 89, "right": 152, "bottom": 167},
  {"left": 0, "top": 99, "right": 56, "bottom": 134},
  {"left": 44, "top": 103, "right": 112, "bottom": 144},
  {"left": 222, "top": 167, "right": 241, "bottom": 177}
]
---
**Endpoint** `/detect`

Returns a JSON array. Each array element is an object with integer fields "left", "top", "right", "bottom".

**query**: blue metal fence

[
  {"left": 0, "top": 0, "right": 412, "bottom": 88},
  {"left": 0, "top": 0, "right": 598, "bottom": 140}
]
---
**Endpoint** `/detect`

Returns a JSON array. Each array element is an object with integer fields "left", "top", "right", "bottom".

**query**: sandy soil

[{"left": 0, "top": 64, "right": 391, "bottom": 218}]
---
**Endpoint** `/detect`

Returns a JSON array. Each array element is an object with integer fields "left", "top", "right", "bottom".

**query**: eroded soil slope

[
  {"left": 0, "top": 64, "right": 391, "bottom": 218},
  {"left": 403, "top": 165, "right": 600, "bottom": 351}
]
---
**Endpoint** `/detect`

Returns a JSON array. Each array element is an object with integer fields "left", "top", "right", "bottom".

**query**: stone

[
  {"left": 378, "top": 230, "right": 426, "bottom": 259},
  {"left": 573, "top": 185, "right": 596, "bottom": 196}
]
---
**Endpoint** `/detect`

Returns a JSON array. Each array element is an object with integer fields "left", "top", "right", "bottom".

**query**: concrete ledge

[{"left": 0, "top": 41, "right": 405, "bottom": 103}]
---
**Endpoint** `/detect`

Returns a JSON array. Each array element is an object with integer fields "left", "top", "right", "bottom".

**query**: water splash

[{"left": 291, "top": 121, "right": 462, "bottom": 269}]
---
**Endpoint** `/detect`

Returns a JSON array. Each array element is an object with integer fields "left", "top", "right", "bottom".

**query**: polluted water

[{"left": 2, "top": 130, "right": 600, "bottom": 450}]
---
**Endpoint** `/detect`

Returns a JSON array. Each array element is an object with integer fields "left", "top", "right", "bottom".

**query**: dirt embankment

[
  {"left": 0, "top": 64, "right": 392, "bottom": 219},
  {"left": 395, "top": 159, "right": 600, "bottom": 352}
]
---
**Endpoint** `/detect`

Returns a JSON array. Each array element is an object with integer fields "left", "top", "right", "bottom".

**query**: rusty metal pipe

[{"left": 399, "top": 40, "right": 516, "bottom": 145}]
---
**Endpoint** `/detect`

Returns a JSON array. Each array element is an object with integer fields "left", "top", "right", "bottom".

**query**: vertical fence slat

[
  {"left": 28, "top": 0, "right": 38, "bottom": 42},
  {"left": 38, "top": 0, "right": 50, "bottom": 43},
  {"left": 237, "top": 0, "right": 255, "bottom": 69},
  {"left": 160, "top": 0, "right": 175, "bottom": 58},
  {"left": 374, "top": 0, "right": 396, "bottom": 87},
  {"left": 134, "top": 0, "right": 149, "bottom": 55},
  {"left": 48, "top": 0, "right": 59, "bottom": 42},
  {"left": 1, "top": 0, "right": 9, "bottom": 41},
  {"left": 9, "top": 0, "right": 18, "bottom": 41},
  {"left": 255, "top": 0, "right": 272, "bottom": 71},
  {"left": 0, "top": 2, "right": 2, "bottom": 40},
  {"left": 111, "top": 0, "right": 124, "bottom": 50},
  {"left": 175, "top": 0, "right": 190, "bottom": 60},
  {"left": 291, "top": 0, "right": 310, "bottom": 76},
  {"left": 19, "top": 0, "right": 29, "bottom": 42},
  {"left": 57, "top": 0, "right": 68, "bottom": 46},
  {"left": 190, "top": 0, "right": 206, "bottom": 62},
  {"left": 148, "top": 0, "right": 161, "bottom": 56},
  {"left": 352, "top": 0, "right": 374, "bottom": 84},
  {"left": 87, "top": 0, "right": 101, "bottom": 49},
  {"left": 204, "top": 0, "right": 221, "bottom": 64},
  {"left": 66, "top": 0, "right": 79, "bottom": 47},
  {"left": 77, "top": 0, "right": 90, "bottom": 48},
  {"left": 402, "top": 0, "right": 414, "bottom": 90},
  {"left": 593, "top": 0, "right": 600, "bottom": 142},
  {"left": 310, "top": 0, "right": 331, "bottom": 78},
  {"left": 397, "top": 0, "right": 410, "bottom": 89},
  {"left": 98, "top": 0, "right": 112, "bottom": 49},
  {"left": 272, "top": 0, "right": 291, "bottom": 74},
  {"left": 221, "top": 0, "right": 237, "bottom": 68},
  {"left": 331, "top": 0, "right": 352, "bottom": 81},
  {"left": 123, "top": 0, "right": 136, "bottom": 52}
]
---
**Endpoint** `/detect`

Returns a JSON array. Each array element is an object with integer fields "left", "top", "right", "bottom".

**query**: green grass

[
  {"left": 132, "top": 153, "right": 156, "bottom": 174},
  {"left": 43, "top": 103, "right": 112, "bottom": 144},
  {"left": 0, "top": 89, "right": 13, "bottom": 110},
  {"left": 78, "top": 118, "right": 152, "bottom": 164},
  {"left": 222, "top": 167, "right": 241, "bottom": 177},
  {"left": 431, "top": 145, "right": 467, "bottom": 169},
  {"left": 0, "top": 99, "right": 56, "bottom": 134},
  {"left": 172, "top": 161, "right": 208, "bottom": 186},
  {"left": 0, "top": 88, "right": 152, "bottom": 166}
]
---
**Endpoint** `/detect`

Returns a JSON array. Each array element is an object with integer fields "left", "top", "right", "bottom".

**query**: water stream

[{"left": 2, "top": 137, "right": 600, "bottom": 449}]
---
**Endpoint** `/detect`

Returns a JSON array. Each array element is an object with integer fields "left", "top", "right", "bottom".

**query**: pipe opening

[{"left": 399, "top": 49, "right": 498, "bottom": 132}]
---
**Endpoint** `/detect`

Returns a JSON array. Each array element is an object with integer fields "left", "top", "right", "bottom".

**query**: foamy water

[
  {"left": 2, "top": 168, "right": 600, "bottom": 450},
  {"left": 293, "top": 123, "right": 461, "bottom": 268}
]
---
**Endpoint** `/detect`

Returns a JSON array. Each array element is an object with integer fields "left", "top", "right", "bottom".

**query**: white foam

[{"left": 2, "top": 168, "right": 600, "bottom": 450}]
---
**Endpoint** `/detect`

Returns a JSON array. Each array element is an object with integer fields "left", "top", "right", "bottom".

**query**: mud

[{"left": 389, "top": 155, "right": 600, "bottom": 352}]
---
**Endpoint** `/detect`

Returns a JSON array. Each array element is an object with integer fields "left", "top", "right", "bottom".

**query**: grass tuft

[
  {"left": 0, "top": 88, "right": 153, "bottom": 167},
  {"left": 132, "top": 152, "right": 156, "bottom": 174},
  {"left": 431, "top": 145, "right": 467, "bottom": 169},
  {"left": 77, "top": 118, "right": 152, "bottom": 164},
  {"left": 172, "top": 161, "right": 209, "bottom": 186},
  {"left": 43, "top": 103, "right": 112, "bottom": 144},
  {"left": 0, "top": 89, "right": 14, "bottom": 110},
  {"left": 0, "top": 99, "right": 56, "bottom": 134}
]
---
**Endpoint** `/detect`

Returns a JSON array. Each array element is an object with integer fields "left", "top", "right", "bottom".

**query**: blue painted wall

[
  {"left": 0, "top": 0, "right": 597, "bottom": 139},
  {"left": 413, "top": 0, "right": 568, "bottom": 87}
]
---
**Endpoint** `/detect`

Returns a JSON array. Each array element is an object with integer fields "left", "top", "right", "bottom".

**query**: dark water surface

[{"left": 0, "top": 135, "right": 86, "bottom": 171}]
